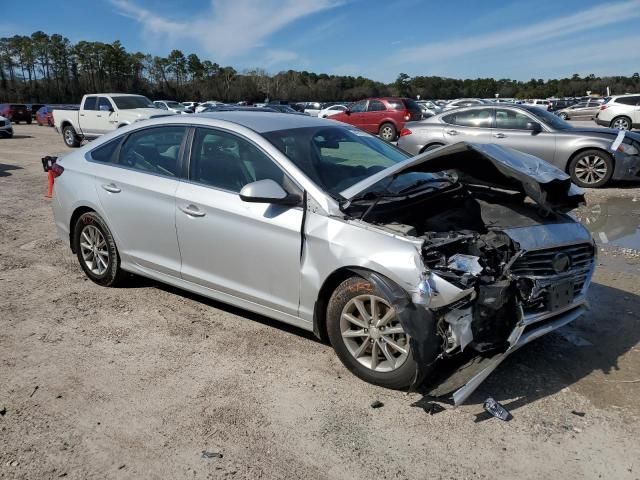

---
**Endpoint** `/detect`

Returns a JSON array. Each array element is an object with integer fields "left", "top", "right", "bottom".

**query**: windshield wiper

[
  {"left": 358, "top": 174, "right": 400, "bottom": 221},
  {"left": 396, "top": 177, "right": 449, "bottom": 194}
]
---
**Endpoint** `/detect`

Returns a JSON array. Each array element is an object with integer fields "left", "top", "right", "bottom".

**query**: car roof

[{"left": 194, "top": 111, "right": 333, "bottom": 133}]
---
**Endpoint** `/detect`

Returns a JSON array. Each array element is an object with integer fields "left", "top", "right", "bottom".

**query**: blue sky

[{"left": 2, "top": 0, "right": 639, "bottom": 82}]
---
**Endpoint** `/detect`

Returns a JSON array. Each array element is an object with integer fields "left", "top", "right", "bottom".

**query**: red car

[
  {"left": 36, "top": 105, "right": 54, "bottom": 126},
  {"left": 0, "top": 103, "right": 32, "bottom": 124},
  {"left": 330, "top": 97, "right": 422, "bottom": 141}
]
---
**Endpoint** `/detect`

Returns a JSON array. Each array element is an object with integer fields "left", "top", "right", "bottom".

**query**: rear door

[
  {"left": 92, "top": 125, "right": 186, "bottom": 276},
  {"left": 174, "top": 127, "right": 303, "bottom": 315},
  {"left": 441, "top": 107, "right": 495, "bottom": 144},
  {"left": 492, "top": 108, "right": 557, "bottom": 163},
  {"left": 362, "top": 99, "right": 386, "bottom": 133}
]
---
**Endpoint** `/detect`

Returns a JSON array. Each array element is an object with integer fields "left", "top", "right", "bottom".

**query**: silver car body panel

[{"left": 50, "top": 113, "right": 597, "bottom": 404}]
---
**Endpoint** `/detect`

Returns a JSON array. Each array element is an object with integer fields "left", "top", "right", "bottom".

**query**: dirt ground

[{"left": 1, "top": 123, "right": 639, "bottom": 480}]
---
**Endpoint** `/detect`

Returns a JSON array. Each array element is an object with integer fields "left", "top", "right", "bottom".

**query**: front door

[
  {"left": 175, "top": 127, "right": 303, "bottom": 315},
  {"left": 492, "top": 108, "right": 557, "bottom": 165},
  {"left": 92, "top": 125, "right": 187, "bottom": 276}
]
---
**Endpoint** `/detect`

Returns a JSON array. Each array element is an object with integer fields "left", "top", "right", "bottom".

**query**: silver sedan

[
  {"left": 51, "top": 112, "right": 595, "bottom": 404},
  {"left": 397, "top": 104, "right": 640, "bottom": 188}
]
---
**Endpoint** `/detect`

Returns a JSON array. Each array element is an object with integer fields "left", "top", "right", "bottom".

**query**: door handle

[
  {"left": 179, "top": 204, "right": 206, "bottom": 217},
  {"left": 96, "top": 115, "right": 102, "bottom": 118},
  {"left": 80, "top": 114, "right": 85, "bottom": 117},
  {"left": 445, "top": 129, "right": 458, "bottom": 135},
  {"left": 101, "top": 183, "right": 121, "bottom": 193},
  {"left": 493, "top": 133, "right": 506, "bottom": 138}
]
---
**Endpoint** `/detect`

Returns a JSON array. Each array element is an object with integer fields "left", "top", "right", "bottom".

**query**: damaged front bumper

[
  {"left": 612, "top": 151, "right": 640, "bottom": 181},
  {"left": 449, "top": 297, "right": 588, "bottom": 405}
]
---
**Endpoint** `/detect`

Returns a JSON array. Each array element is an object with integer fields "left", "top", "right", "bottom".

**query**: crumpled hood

[{"left": 341, "top": 142, "right": 585, "bottom": 213}]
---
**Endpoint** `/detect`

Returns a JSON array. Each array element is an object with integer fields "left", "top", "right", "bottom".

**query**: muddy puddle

[{"left": 575, "top": 196, "right": 640, "bottom": 251}]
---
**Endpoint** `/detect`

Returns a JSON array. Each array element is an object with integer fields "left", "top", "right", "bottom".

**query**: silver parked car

[
  {"left": 555, "top": 100, "right": 601, "bottom": 120},
  {"left": 51, "top": 113, "right": 596, "bottom": 404},
  {"left": 398, "top": 104, "right": 640, "bottom": 188}
]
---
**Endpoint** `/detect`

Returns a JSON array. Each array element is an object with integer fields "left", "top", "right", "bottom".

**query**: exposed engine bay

[{"left": 341, "top": 143, "right": 596, "bottom": 403}]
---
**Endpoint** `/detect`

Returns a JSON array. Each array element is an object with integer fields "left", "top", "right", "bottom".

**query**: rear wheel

[
  {"left": 610, "top": 116, "right": 631, "bottom": 130},
  {"left": 26, "top": 118, "right": 32, "bottom": 125},
  {"left": 73, "top": 212, "right": 126, "bottom": 287},
  {"left": 378, "top": 122, "right": 397, "bottom": 142},
  {"left": 63, "top": 125, "right": 81, "bottom": 148},
  {"left": 559, "top": 112, "right": 568, "bottom": 120},
  {"left": 327, "top": 276, "right": 419, "bottom": 389},
  {"left": 569, "top": 149, "right": 613, "bottom": 188}
]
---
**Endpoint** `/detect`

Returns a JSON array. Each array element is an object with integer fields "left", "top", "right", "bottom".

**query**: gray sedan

[
  {"left": 51, "top": 112, "right": 595, "bottom": 404},
  {"left": 397, "top": 104, "right": 640, "bottom": 188},
  {"left": 555, "top": 100, "right": 601, "bottom": 120}
]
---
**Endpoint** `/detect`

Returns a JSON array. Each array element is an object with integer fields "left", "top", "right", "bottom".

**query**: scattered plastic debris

[
  {"left": 483, "top": 397, "right": 512, "bottom": 421},
  {"left": 370, "top": 400, "right": 384, "bottom": 409},
  {"left": 571, "top": 410, "right": 586, "bottom": 417},
  {"left": 30, "top": 386, "right": 39, "bottom": 398},
  {"left": 201, "top": 451, "right": 223, "bottom": 459},
  {"left": 0, "top": 407, "right": 6, "bottom": 416}
]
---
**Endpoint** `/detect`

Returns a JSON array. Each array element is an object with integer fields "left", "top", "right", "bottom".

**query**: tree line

[{"left": 1, "top": 31, "right": 639, "bottom": 104}]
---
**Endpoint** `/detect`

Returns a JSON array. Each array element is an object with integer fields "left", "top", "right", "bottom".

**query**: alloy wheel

[
  {"left": 574, "top": 154, "right": 608, "bottom": 185},
  {"left": 64, "top": 129, "right": 75, "bottom": 145},
  {"left": 612, "top": 118, "right": 630, "bottom": 130},
  {"left": 79, "top": 225, "right": 109, "bottom": 275},
  {"left": 380, "top": 126, "right": 395, "bottom": 141},
  {"left": 340, "top": 294, "right": 409, "bottom": 372}
]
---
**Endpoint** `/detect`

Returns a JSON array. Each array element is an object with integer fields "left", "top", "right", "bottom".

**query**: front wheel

[
  {"left": 378, "top": 122, "right": 397, "bottom": 142},
  {"left": 569, "top": 149, "right": 613, "bottom": 188},
  {"left": 327, "top": 276, "right": 419, "bottom": 389},
  {"left": 559, "top": 112, "right": 568, "bottom": 120},
  {"left": 610, "top": 116, "right": 631, "bottom": 130},
  {"left": 73, "top": 212, "right": 126, "bottom": 287},
  {"left": 63, "top": 125, "right": 81, "bottom": 147}
]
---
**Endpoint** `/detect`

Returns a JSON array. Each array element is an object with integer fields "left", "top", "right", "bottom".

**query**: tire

[
  {"left": 326, "top": 276, "right": 420, "bottom": 389},
  {"left": 73, "top": 212, "right": 126, "bottom": 287},
  {"left": 568, "top": 149, "right": 613, "bottom": 188},
  {"left": 610, "top": 116, "right": 631, "bottom": 131},
  {"left": 63, "top": 125, "right": 81, "bottom": 148},
  {"left": 26, "top": 118, "right": 32, "bottom": 125},
  {"left": 378, "top": 122, "right": 397, "bottom": 142},
  {"left": 559, "top": 113, "right": 568, "bottom": 120}
]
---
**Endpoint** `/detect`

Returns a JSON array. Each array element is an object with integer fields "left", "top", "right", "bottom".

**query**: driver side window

[{"left": 349, "top": 101, "right": 367, "bottom": 113}]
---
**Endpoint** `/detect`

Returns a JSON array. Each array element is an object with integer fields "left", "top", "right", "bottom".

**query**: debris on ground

[
  {"left": 201, "top": 451, "right": 223, "bottom": 459},
  {"left": 370, "top": 400, "right": 384, "bottom": 409},
  {"left": 0, "top": 407, "right": 6, "bottom": 416},
  {"left": 29, "top": 386, "right": 39, "bottom": 398},
  {"left": 483, "top": 397, "right": 512, "bottom": 421},
  {"left": 410, "top": 398, "right": 447, "bottom": 415},
  {"left": 571, "top": 410, "right": 586, "bottom": 417}
]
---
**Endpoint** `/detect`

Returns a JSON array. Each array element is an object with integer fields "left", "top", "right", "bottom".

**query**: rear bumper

[
  {"left": 595, "top": 118, "right": 609, "bottom": 127},
  {"left": 612, "top": 152, "right": 640, "bottom": 180}
]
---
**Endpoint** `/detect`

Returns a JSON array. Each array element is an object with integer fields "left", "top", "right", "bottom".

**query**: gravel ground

[{"left": 1, "top": 124, "right": 639, "bottom": 480}]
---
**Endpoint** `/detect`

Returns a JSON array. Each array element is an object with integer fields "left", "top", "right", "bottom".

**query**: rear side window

[
  {"left": 367, "top": 100, "right": 386, "bottom": 112},
  {"left": 443, "top": 108, "right": 493, "bottom": 128},
  {"left": 118, "top": 126, "right": 186, "bottom": 177},
  {"left": 387, "top": 99, "right": 404, "bottom": 110},
  {"left": 10, "top": 104, "right": 27, "bottom": 109},
  {"left": 89, "top": 138, "right": 123, "bottom": 163},
  {"left": 615, "top": 96, "right": 640, "bottom": 106},
  {"left": 83, "top": 97, "right": 98, "bottom": 110}
]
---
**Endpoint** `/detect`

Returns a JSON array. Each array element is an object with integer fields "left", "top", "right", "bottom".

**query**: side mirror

[
  {"left": 526, "top": 121, "right": 542, "bottom": 132},
  {"left": 239, "top": 179, "right": 301, "bottom": 206},
  {"left": 344, "top": 109, "right": 351, "bottom": 115}
]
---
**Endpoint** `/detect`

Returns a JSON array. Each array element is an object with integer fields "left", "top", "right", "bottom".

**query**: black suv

[{"left": 0, "top": 104, "right": 32, "bottom": 123}]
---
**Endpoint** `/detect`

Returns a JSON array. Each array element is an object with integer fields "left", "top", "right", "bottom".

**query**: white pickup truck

[{"left": 53, "top": 93, "right": 175, "bottom": 147}]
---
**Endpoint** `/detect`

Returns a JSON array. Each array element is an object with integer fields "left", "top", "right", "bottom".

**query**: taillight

[
  {"left": 400, "top": 128, "right": 412, "bottom": 137},
  {"left": 404, "top": 111, "right": 411, "bottom": 121},
  {"left": 51, "top": 163, "right": 64, "bottom": 178},
  {"left": 599, "top": 105, "right": 608, "bottom": 110}
]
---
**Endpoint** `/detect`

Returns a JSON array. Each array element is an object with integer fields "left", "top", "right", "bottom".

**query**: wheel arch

[
  {"left": 69, "top": 206, "right": 96, "bottom": 253},
  {"left": 419, "top": 142, "right": 445, "bottom": 153}
]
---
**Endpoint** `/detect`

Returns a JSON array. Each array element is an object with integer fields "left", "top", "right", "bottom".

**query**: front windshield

[
  {"left": 523, "top": 106, "right": 573, "bottom": 130},
  {"left": 112, "top": 95, "right": 155, "bottom": 109},
  {"left": 263, "top": 126, "right": 442, "bottom": 197}
]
